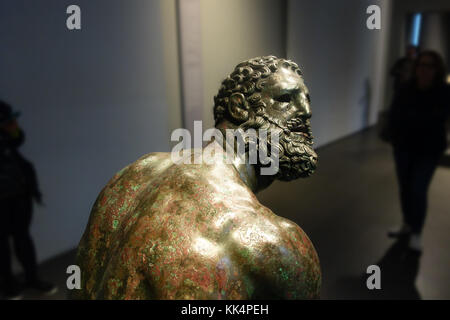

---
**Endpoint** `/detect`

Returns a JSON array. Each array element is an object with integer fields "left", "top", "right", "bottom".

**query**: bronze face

[
  {"left": 256, "top": 62, "right": 316, "bottom": 181},
  {"left": 214, "top": 56, "right": 318, "bottom": 181},
  {"left": 260, "top": 64, "right": 311, "bottom": 125}
]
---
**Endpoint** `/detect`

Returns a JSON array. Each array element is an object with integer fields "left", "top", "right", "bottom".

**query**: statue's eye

[
  {"left": 306, "top": 93, "right": 311, "bottom": 103},
  {"left": 275, "top": 94, "right": 291, "bottom": 103}
]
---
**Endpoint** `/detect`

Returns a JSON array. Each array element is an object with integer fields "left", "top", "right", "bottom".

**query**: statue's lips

[
  {"left": 288, "top": 125, "right": 314, "bottom": 145},
  {"left": 286, "top": 119, "right": 311, "bottom": 135},
  {"left": 292, "top": 131, "right": 312, "bottom": 140}
]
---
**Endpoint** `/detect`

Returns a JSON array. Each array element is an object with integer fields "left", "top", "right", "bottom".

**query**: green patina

[{"left": 279, "top": 267, "right": 289, "bottom": 282}]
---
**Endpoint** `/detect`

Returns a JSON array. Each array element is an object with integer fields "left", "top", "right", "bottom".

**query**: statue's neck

[{"left": 209, "top": 121, "right": 274, "bottom": 193}]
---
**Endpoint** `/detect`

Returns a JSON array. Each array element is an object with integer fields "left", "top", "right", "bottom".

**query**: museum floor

[{"left": 19, "top": 127, "right": 450, "bottom": 300}]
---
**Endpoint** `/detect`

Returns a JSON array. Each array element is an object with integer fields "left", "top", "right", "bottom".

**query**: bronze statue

[{"left": 74, "top": 56, "right": 320, "bottom": 299}]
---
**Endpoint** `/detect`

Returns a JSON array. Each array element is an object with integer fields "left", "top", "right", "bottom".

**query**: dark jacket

[
  {"left": 389, "top": 82, "right": 450, "bottom": 154},
  {"left": 0, "top": 130, "right": 41, "bottom": 201}
]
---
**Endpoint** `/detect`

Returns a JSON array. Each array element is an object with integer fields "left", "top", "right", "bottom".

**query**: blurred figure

[
  {"left": 379, "top": 46, "right": 419, "bottom": 143},
  {"left": 0, "top": 101, "right": 56, "bottom": 299},
  {"left": 388, "top": 51, "right": 450, "bottom": 251},
  {"left": 390, "top": 45, "right": 418, "bottom": 93}
]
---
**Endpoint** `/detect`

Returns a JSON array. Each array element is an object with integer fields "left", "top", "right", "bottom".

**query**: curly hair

[{"left": 213, "top": 56, "right": 303, "bottom": 126}]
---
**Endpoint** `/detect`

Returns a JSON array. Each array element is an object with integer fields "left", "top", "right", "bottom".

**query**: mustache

[
  {"left": 286, "top": 118, "right": 310, "bottom": 132},
  {"left": 254, "top": 113, "right": 314, "bottom": 146},
  {"left": 286, "top": 118, "right": 313, "bottom": 144}
]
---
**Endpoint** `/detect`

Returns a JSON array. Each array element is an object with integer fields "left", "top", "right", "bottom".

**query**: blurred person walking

[
  {"left": 387, "top": 50, "right": 450, "bottom": 251},
  {"left": 0, "top": 101, "right": 56, "bottom": 299},
  {"left": 379, "top": 45, "right": 419, "bottom": 142},
  {"left": 390, "top": 45, "right": 418, "bottom": 93}
]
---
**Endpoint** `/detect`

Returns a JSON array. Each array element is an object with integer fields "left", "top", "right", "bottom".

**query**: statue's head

[{"left": 213, "top": 56, "right": 317, "bottom": 181}]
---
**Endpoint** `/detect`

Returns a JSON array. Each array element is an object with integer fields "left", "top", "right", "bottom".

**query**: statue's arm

[{"left": 245, "top": 219, "right": 321, "bottom": 299}]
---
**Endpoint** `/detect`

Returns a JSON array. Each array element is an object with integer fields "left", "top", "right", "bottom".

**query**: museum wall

[
  {"left": 179, "top": 0, "right": 393, "bottom": 147},
  {"left": 0, "top": 0, "right": 172, "bottom": 263},
  {"left": 421, "top": 13, "right": 448, "bottom": 58},
  {"left": 287, "top": 0, "right": 392, "bottom": 147},
  {"left": 199, "top": 0, "right": 287, "bottom": 131},
  {"left": 161, "top": 0, "right": 184, "bottom": 136}
]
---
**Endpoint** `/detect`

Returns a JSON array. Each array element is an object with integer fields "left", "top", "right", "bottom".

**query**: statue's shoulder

[
  {"left": 79, "top": 151, "right": 174, "bottom": 248},
  {"left": 114, "top": 152, "right": 173, "bottom": 181},
  {"left": 230, "top": 205, "right": 321, "bottom": 299},
  {"left": 96, "top": 152, "right": 175, "bottom": 197},
  {"left": 87, "top": 151, "right": 245, "bottom": 233}
]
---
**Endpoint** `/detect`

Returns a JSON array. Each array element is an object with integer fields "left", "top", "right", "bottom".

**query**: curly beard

[
  {"left": 276, "top": 128, "right": 318, "bottom": 181},
  {"left": 239, "top": 112, "right": 318, "bottom": 181}
]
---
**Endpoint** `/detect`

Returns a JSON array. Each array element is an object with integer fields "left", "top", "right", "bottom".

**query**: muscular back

[{"left": 74, "top": 152, "right": 321, "bottom": 299}]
